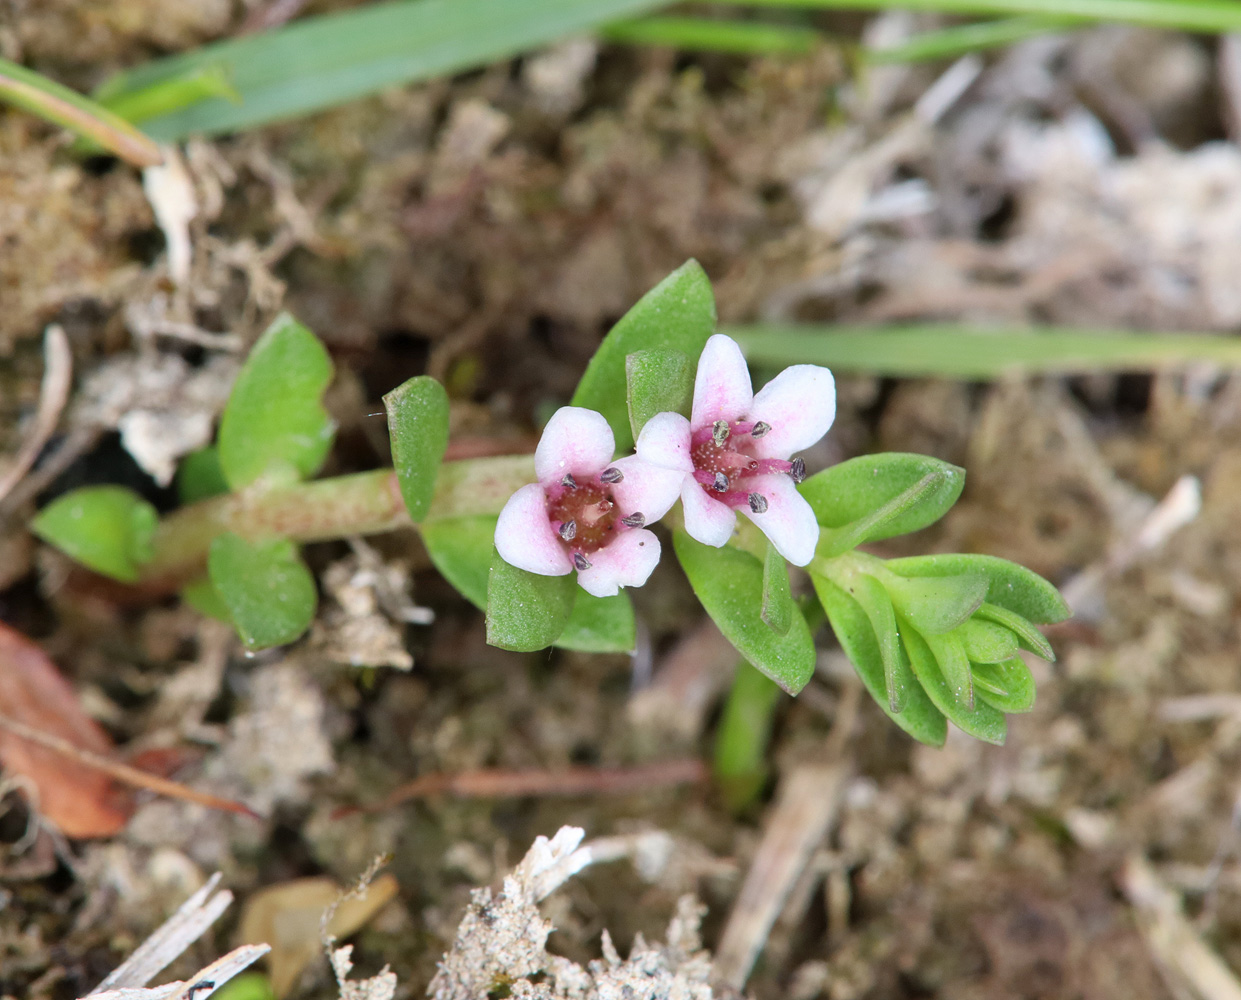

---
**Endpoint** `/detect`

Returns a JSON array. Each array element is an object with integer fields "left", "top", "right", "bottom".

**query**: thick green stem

[{"left": 140, "top": 454, "right": 536, "bottom": 587}]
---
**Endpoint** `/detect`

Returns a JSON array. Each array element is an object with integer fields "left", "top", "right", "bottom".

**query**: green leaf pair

[{"left": 810, "top": 551, "right": 1068, "bottom": 746}]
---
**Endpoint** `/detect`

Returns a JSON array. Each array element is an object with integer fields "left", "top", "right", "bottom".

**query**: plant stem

[{"left": 138, "top": 454, "right": 536, "bottom": 588}]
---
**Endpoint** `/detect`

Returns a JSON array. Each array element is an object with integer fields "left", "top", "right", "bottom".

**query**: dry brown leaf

[
  {"left": 237, "top": 873, "right": 399, "bottom": 998},
  {"left": 0, "top": 620, "right": 130, "bottom": 837}
]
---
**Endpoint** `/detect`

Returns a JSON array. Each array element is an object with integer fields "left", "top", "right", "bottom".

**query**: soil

[{"left": 2, "top": 7, "right": 1240, "bottom": 1000}]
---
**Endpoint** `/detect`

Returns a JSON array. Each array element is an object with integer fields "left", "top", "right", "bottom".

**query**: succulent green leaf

[
  {"left": 181, "top": 576, "right": 233, "bottom": 622},
  {"left": 626, "top": 348, "right": 693, "bottom": 442},
  {"left": 760, "top": 543, "right": 794, "bottom": 636},
  {"left": 850, "top": 571, "right": 906, "bottom": 712},
  {"left": 674, "top": 531, "right": 815, "bottom": 694},
  {"left": 217, "top": 313, "right": 335, "bottom": 490},
  {"left": 800, "top": 452, "right": 964, "bottom": 543},
  {"left": 884, "top": 553, "right": 1070, "bottom": 624},
  {"left": 384, "top": 374, "right": 450, "bottom": 522},
  {"left": 811, "top": 572, "right": 946, "bottom": 747},
  {"left": 208, "top": 533, "right": 317, "bottom": 650},
  {"left": 882, "top": 571, "right": 988, "bottom": 635},
  {"left": 31, "top": 486, "right": 158, "bottom": 583},
  {"left": 177, "top": 446, "right": 230, "bottom": 504},
  {"left": 556, "top": 592, "right": 636, "bottom": 653},
  {"left": 485, "top": 550, "right": 576, "bottom": 652},
  {"left": 958, "top": 618, "right": 1019, "bottom": 664},
  {"left": 571, "top": 260, "right": 716, "bottom": 453},
  {"left": 420, "top": 515, "right": 495, "bottom": 609},
  {"left": 900, "top": 621, "right": 1006, "bottom": 745},
  {"left": 714, "top": 660, "right": 782, "bottom": 811},
  {"left": 207, "top": 973, "right": 274, "bottom": 1000},
  {"left": 974, "top": 601, "right": 1056, "bottom": 661},
  {"left": 972, "top": 656, "right": 1037, "bottom": 714},
  {"left": 921, "top": 629, "right": 975, "bottom": 711}
]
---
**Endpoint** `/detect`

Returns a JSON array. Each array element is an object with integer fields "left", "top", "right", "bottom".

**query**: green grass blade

[
  {"left": 721, "top": 0, "right": 1241, "bottom": 34},
  {"left": 866, "top": 15, "right": 1080, "bottom": 63},
  {"left": 99, "top": 0, "right": 667, "bottom": 141},
  {"left": 601, "top": 16, "right": 820, "bottom": 55},
  {"left": 728, "top": 325, "right": 1241, "bottom": 379},
  {"left": 0, "top": 57, "right": 162, "bottom": 166}
]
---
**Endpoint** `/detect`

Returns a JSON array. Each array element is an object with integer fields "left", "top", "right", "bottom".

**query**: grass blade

[
  {"left": 722, "top": 0, "right": 1241, "bottom": 34},
  {"left": 0, "top": 57, "right": 162, "bottom": 167},
  {"left": 99, "top": 0, "right": 667, "bottom": 141},
  {"left": 601, "top": 16, "right": 820, "bottom": 55},
  {"left": 729, "top": 324, "right": 1241, "bottom": 378},
  {"left": 866, "top": 15, "right": 1081, "bottom": 63}
]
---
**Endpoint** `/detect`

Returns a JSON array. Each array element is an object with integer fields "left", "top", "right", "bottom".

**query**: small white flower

[
  {"left": 495, "top": 407, "right": 684, "bottom": 597},
  {"left": 636, "top": 333, "right": 835, "bottom": 566}
]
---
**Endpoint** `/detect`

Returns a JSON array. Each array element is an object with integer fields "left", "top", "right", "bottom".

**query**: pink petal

[
  {"left": 635, "top": 411, "right": 694, "bottom": 472},
  {"left": 748, "top": 365, "right": 836, "bottom": 460},
  {"left": 691, "top": 334, "right": 753, "bottom": 429},
  {"left": 680, "top": 480, "right": 736, "bottom": 548},
  {"left": 576, "top": 528, "right": 661, "bottom": 597},
  {"left": 608, "top": 455, "right": 686, "bottom": 524},
  {"left": 534, "top": 406, "right": 616, "bottom": 485},
  {"left": 495, "top": 482, "right": 573, "bottom": 576},
  {"left": 739, "top": 474, "right": 820, "bottom": 566}
]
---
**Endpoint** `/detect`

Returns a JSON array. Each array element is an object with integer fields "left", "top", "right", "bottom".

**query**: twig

[
  {"left": 0, "top": 710, "right": 261, "bottom": 821},
  {"left": 0, "top": 324, "right": 72, "bottom": 503},
  {"left": 340, "top": 759, "right": 706, "bottom": 816}
]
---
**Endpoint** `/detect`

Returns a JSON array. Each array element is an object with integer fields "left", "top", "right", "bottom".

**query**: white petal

[
  {"left": 635, "top": 411, "right": 694, "bottom": 472},
  {"left": 534, "top": 406, "right": 616, "bottom": 484},
  {"left": 608, "top": 455, "right": 686, "bottom": 524},
  {"left": 576, "top": 528, "right": 661, "bottom": 597},
  {"left": 495, "top": 483, "right": 573, "bottom": 576},
  {"left": 740, "top": 475, "right": 820, "bottom": 566},
  {"left": 691, "top": 334, "right": 753, "bottom": 429},
  {"left": 748, "top": 365, "right": 836, "bottom": 460},
  {"left": 680, "top": 479, "right": 736, "bottom": 548}
]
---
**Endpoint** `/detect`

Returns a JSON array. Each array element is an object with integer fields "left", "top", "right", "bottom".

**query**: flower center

[
  {"left": 545, "top": 468, "right": 646, "bottom": 568},
  {"left": 690, "top": 420, "right": 804, "bottom": 513}
]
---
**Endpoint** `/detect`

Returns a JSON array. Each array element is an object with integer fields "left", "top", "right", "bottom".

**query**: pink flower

[
  {"left": 635, "top": 334, "right": 835, "bottom": 567},
  {"left": 495, "top": 407, "right": 684, "bottom": 597}
]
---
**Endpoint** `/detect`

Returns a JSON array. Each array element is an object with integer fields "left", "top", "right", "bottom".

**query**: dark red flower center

[{"left": 690, "top": 419, "right": 802, "bottom": 513}]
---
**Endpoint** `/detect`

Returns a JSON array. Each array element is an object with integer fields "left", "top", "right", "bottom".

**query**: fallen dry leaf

[
  {"left": 0, "top": 620, "right": 130, "bottom": 837},
  {"left": 237, "top": 873, "right": 400, "bottom": 998}
]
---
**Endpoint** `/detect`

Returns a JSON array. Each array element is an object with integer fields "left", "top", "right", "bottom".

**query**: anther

[
  {"left": 573, "top": 552, "right": 592, "bottom": 571},
  {"left": 561, "top": 473, "right": 577, "bottom": 489},
  {"left": 621, "top": 512, "right": 646, "bottom": 528},
  {"left": 558, "top": 519, "right": 577, "bottom": 541},
  {"left": 600, "top": 467, "right": 624, "bottom": 484},
  {"left": 712, "top": 471, "right": 729, "bottom": 493},
  {"left": 748, "top": 492, "right": 768, "bottom": 514},
  {"left": 712, "top": 420, "right": 730, "bottom": 446},
  {"left": 751, "top": 421, "right": 771, "bottom": 438},
  {"left": 790, "top": 457, "right": 806, "bottom": 484}
]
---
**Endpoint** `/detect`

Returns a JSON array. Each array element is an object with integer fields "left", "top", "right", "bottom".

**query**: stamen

[
  {"left": 573, "top": 552, "right": 592, "bottom": 571},
  {"left": 712, "top": 420, "right": 730, "bottom": 446},
  {"left": 748, "top": 492, "right": 768, "bottom": 514},
  {"left": 621, "top": 512, "right": 645, "bottom": 528},
  {"left": 600, "top": 467, "right": 624, "bottom": 484},
  {"left": 790, "top": 457, "right": 806, "bottom": 484},
  {"left": 712, "top": 471, "right": 730, "bottom": 493},
  {"left": 751, "top": 421, "right": 771, "bottom": 438},
  {"left": 562, "top": 473, "right": 577, "bottom": 489},
  {"left": 558, "top": 519, "right": 577, "bottom": 541}
]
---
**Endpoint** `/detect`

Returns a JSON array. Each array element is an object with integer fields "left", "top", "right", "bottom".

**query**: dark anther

[
  {"left": 712, "top": 420, "right": 730, "bottom": 446},
  {"left": 573, "top": 552, "right": 592, "bottom": 571},
  {"left": 748, "top": 492, "right": 768, "bottom": 514},
  {"left": 186, "top": 983, "right": 216, "bottom": 1000},
  {"left": 712, "top": 471, "right": 729, "bottom": 492},
  {"left": 621, "top": 512, "right": 646, "bottom": 528},
  {"left": 600, "top": 467, "right": 624, "bottom": 484},
  {"left": 790, "top": 457, "right": 806, "bottom": 483},
  {"left": 558, "top": 519, "right": 577, "bottom": 541},
  {"left": 561, "top": 473, "right": 577, "bottom": 489},
  {"left": 751, "top": 421, "right": 771, "bottom": 438}
]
